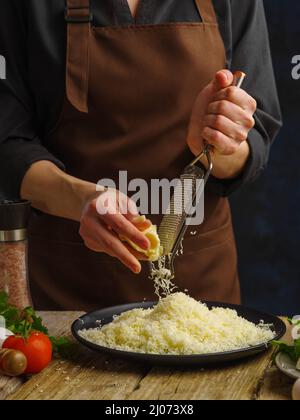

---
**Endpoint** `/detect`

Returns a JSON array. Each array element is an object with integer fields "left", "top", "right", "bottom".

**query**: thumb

[{"left": 212, "top": 70, "right": 234, "bottom": 91}]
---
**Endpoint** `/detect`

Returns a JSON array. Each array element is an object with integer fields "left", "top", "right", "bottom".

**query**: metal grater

[
  {"left": 158, "top": 145, "right": 212, "bottom": 274},
  {"left": 158, "top": 71, "right": 246, "bottom": 275}
]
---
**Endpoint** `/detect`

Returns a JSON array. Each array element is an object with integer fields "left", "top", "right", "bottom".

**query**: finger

[
  {"left": 127, "top": 197, "right": 139, "bottom": 217},
  {"left": 204, "top": 114, "right": 248, "bottom": 143},
  {"left": 102, "top": 213, "right": 150, "bottom": 250},
  {"left": 88, "top": 221, "right": 142, "bottom": 273},
  {"left": 202, "top": 126, "right": 241, "bottom": 155},
  {"left": 124, "top": 243, "right": 149, "bottom": 261},
  {"left": 112, "top": 243, "right": 142, "bottom": 274},
  {"left": 130, "top": 216, "right": 152, "bottom": 231},
  {"left": 136, "top": 218, "right": 152, "bottom": 231},
  {"left": 125, "top": 214, "right": 152, "bottom": 231},
  {"left": 213, "top": 69, "right": 234, "bottom": 91},
  {"left": 81, "top": 236, "right": 102, "bottom": 252},
  {"left": 117, "top": 194, "right": 139, "bottom": 217},
  {"left": 214, "top": 86, "right": 257, "bottom": 113},
  {"left": 207, "top": 100, "right": 255, "bottom": 129}
]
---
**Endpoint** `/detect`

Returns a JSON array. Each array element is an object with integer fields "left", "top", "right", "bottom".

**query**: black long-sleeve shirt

[{"left": 0, "top": 0, "right": 282, "bottom": 199}]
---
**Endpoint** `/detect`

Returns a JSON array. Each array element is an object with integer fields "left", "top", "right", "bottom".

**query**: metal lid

[{"left": 0, "top": 200, "right": 31, "bottom": 232}]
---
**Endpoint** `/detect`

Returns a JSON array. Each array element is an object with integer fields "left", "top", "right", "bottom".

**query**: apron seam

[{"left": 91, "top": 22, "right": 219, "bottom": 32}]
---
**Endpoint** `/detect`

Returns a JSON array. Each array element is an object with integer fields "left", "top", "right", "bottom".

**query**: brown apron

[{"left": 29, "top": 0, "right": 241, "bottom": 310}]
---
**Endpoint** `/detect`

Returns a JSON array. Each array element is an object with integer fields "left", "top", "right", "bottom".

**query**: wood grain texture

[
  {"left": 126, "top": 352, "right": 274, "bottom": 400},
  {"left": 256, "top": 320, "right": 293, "bottom": 401},
  {"left": 256, "top": 366, "right": 293, "bottom": 400},
  {"left": 0, "top": 375, "right": 24, "bottom": 401},
  {"left": 0, "top": 312, "right": 293, "bottom": 400}
]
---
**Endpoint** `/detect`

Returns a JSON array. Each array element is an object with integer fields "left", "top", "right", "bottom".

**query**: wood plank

[
  {"left": 256, "top": 366, "right": 293, "bottom": 400},
  {"left": 256, "top": 319, "right": 293, "bottom": 401},
  {"left": 0, "top": 376, "right": 25, "bottom": 401},
  {"left": 7, "top": 312, "right": 151, "bottom": 400},
  {"left": 126, "top": 351, "right": 274, "bottom": 400},
  {"left": 7, "top": 355, "right": 151, "bottom": 400}
]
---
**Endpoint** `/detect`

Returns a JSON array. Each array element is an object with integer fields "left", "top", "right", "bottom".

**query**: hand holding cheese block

[
  {"left": 120, "top": 216, "right": 163, "bottom": 262},
  {"left": 80, "top": 189, "right": 151, "bottom": 274}
]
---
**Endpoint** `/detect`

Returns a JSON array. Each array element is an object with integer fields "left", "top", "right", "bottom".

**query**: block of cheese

[{"left": 120, "top": 216, "right": 163, "bottom": 262}]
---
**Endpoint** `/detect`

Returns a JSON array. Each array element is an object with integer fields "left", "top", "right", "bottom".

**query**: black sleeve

[
  {"left": 0, "top": 0, "right": 65, "bottom": 200},
  {"left": 209, "top": 0, "right": 282, "bottom": 196}
]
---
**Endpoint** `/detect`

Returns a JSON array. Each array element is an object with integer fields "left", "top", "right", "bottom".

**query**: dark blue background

[{"left": 231, "top": 0, "right": 300, "bottom": 315}]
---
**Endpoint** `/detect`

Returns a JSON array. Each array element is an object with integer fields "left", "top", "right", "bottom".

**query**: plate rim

[
  {"left": 275, "top": 352, "right": 300, "bottom": 380},
  {"left": 71, "top": 300, "right": 286, "bottom": 363}
]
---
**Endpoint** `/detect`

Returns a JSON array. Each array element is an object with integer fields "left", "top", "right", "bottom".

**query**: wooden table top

[{"left": 0, "top": 312, "right": 294, "bottom": 400}]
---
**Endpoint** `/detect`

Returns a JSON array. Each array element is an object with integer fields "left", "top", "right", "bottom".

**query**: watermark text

[
  {"left": 0, "top": 55, "right": 6, "bottom": 80},
  {"left": 292, "top": 55, "right": 300, "bottom": 80},
  {"left": 96, "top": 171, "right": 205, "bottom": 226}
]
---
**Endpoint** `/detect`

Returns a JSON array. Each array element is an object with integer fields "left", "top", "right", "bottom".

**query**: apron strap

[
  {"left": 195, "top": 0, "right": 218, "bottom": 25},
  {"left": 65, "top": 0, "right": 92, "bottom": 113}
]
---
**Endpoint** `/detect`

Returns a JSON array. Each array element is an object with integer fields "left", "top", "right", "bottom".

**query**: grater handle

[
  {"left": 232, "top": 71, "right": 246, "bottom": 88},
  {"left": 169, "top": 71, "right": 246, "bottom": 272},
  {"left": 191, "top": 71, "right": 247, "bottom": 167}
]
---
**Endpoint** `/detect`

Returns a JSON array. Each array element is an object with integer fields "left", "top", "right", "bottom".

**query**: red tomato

[{"left": 3, "top": 332, "right": 52, "bottom": 374}]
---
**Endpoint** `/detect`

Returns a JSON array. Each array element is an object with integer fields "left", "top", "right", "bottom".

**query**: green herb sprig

[
  {"left": 0, "top": 291, "right": 76, "bottom": 357},
  {"left": 273, "top": 317, "right": 300, "bottom": 363}
]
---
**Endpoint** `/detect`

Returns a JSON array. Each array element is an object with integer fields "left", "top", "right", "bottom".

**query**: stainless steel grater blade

[
  {"left": 158, "top": 146, "right": 212, "bottom": 273},
  {"left": 157, "top": 71, "right": 246, "bottom": 275}
]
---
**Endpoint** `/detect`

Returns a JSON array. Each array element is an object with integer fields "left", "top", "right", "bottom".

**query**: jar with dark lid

[{"left": 0, "top": 200, "right": 32, "bottom": 308}]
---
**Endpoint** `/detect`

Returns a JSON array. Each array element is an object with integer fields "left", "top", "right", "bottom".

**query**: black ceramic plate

[{"left": 71, "top": 301, "right": 286, "bottom": 366}]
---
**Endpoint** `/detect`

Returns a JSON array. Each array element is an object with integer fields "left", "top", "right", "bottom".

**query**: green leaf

[
  {"left": 31, "top": 314, "right": 49, "bottom": 336},
  {"left": 294, "top": 339, "right": 300, "bottom": 360},
  {"left": 288, "top": 317, "right": 300, "bottom": 326},
  {"left": 0, "top": 291, "right": 9, "bottom": 312},
  {"left": 2, "top": 308, "right": 19, "bottom": 325},
  {"left": 50, "top": 336, "right": 79, "bottom": 359},
  {"left": 23, "top": 307, "right": 35, "bottom": 317},
  {"left": 273, "top": 339, "right": 300, "bottom": 363}
]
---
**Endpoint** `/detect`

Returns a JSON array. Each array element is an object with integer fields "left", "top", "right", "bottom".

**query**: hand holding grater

[{"left": 157, "top": 71, "right": 246, "bottom": 276}]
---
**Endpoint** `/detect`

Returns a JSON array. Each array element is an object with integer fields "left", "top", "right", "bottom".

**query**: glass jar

[{"left": 0, "top": 200, "right": 32, "bottom": 308}]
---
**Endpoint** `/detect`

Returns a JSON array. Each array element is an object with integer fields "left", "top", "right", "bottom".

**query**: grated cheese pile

[{"left": 79, "top": 292, "right": 275, "bottom": 355}]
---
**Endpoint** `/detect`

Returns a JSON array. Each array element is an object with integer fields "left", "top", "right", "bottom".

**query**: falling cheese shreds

[
  {"left": 150, "top": 256, "right": 177, "bottom": 298},
  {"left": 79, "top": 292, "right": 275, "bottom": 355}
]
